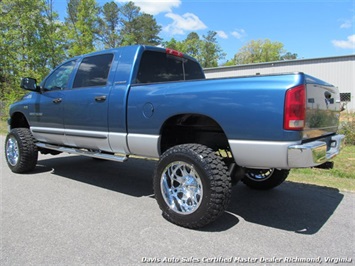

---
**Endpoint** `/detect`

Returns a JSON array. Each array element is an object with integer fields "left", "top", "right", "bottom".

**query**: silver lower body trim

[
  {"left": 31, "top": 127, "right": 160, "bottom": 158},
  {"left": 109, "top": 132, "right": 130, "bottom": 154},
  {"left": 31, "top": 127, "right": 124, "bottom": 154},
  {"left": 127, "top": 133, "right": 160, "bottom": 158},
  {"left": 31, "top": 127, "right": 66, "bottom": 145},
  {"left": 229, "top": 140, "right": 295, "bottom": 169}
]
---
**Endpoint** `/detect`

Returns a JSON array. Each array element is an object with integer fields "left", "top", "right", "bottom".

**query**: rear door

[{"left": 63, "top": 53, "right": 114, "bottom": 152}]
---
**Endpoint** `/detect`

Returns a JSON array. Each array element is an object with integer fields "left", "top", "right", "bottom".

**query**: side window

[
  {"left": 73, "top": 54, "right": 114, "bottom": 88},
  {"left": 43, "top": 60, "right": 76, "bottom": 90}
]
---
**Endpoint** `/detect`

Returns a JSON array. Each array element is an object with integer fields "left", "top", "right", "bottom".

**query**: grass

[
  {"left": 1, "top": 119, "right": 354, "bottom": 191},
  {"left": 288, "top": 145, "right": 355, "bottom": 192},
  {"left": 0, "top": 118, "right": 8, "bottom": 135}
]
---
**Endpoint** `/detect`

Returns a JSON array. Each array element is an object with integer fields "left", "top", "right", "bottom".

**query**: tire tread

[
  {"left": 5, "top": 128, "right": 38, "bottom": 173},
  {"left": 154, "top": 144, "right": 231, "bottom": 229}
]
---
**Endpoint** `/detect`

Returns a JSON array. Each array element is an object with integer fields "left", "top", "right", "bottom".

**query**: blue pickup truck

[{"left": 5, "top": 45, "right": 345, "bottom": 228}]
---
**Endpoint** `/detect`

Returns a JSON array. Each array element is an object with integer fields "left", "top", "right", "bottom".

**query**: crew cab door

[
  {"left": 62, "top": 53, "right": 114, "bottom": 152},
  {"left": 30, "top": 60, "right": 77, "bottom": 145}
]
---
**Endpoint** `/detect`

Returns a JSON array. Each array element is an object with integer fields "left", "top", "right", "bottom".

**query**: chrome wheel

[
  {"left": 246, "top": 168, "right": 274, "bottom": 181},
  {"left": 161, "top": 161, "right": 203, "bottom": 215},
  {"left": 243, "top": 168, "right": 289, "bottom": 190},
  {"left": 154, "top": 144, "right": 231, "bottom": 228},
  {"left": 5, "top": 128, "right": 38, "bottom": 173},
  {"left": 6, "top": 136, "right": 19, "bottom": 166}
]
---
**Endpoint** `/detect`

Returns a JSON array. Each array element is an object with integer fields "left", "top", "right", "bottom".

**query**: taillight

[
  {"left": 284, "top": 85, "right": 306, "bottom": 130},
  {"left": 166, "top": 48, "right": 183, "bottom": 57}
]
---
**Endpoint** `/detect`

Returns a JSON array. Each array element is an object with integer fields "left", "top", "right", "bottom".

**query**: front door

[{"left": 30, "top": 60, "right": 76, "bottom": 145}]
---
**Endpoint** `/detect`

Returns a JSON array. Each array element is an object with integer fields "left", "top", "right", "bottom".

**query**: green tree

[
  {"left": 0, "top": 0, "right": 66, "bottom": 102},
  {"left": 40, "top": 0, "right": 67, "bottom": 69},
  {"left": 223, "top": 59, "right": 236, "bottom": 66},
  {"left": 163, "top": 33, "right": 202, "bottom": 57},
  {"left": 280, "top": 52, "right": 298, "bottom": 60},
  {"left": 99, "top": 1, "right": 121, "bottom": 49},
  {"left": 163, "top": 31, "right": 225, "bottom": 67},
  {"left": 163, "top": 38, "right": 185, "bottom": 51},
  {"left": 200, "top": 31, "right": 225, "bottom": 68},
  {"left": 132, "top": 13, "right": 162, "bottom": 45},
  {"left": 65, "top": 0, "right": 100, "bottom": 57},
  {"left": 184, "top": 32, "right": 202, "bottom": 60},
  {"left": 0, "top": 0, "right": 66, "bottom": 119},
  {"left": 229, "top": 39, "right": 297, "bottom": 65},
  {"left": 98, "top": 1, "right": 162, "bottom": 48},
  {"left": 66, "top": 0, "right": 80, "bottom": 24},
  {"left": 119, "top": 1, "right": 161, "bottom": 46}
]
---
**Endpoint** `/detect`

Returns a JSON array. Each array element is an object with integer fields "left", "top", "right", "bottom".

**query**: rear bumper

[
  {"left": 287, "top": 134, "right": 345, "bottom": 168},
  {"left": 229, "top": 134, "right": 345, "bottom": 169}
]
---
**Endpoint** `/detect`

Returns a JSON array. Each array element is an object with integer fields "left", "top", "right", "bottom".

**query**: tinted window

[
  {"left": 184, "top": 59, "right": 205, "bottom": 80},
  {"left": 44, "top": 60, "right": 76, "bottom": 90},
  {"left": 73, "top": 54, "right": 113, "bottom": 88},
  {"left": 136, "top": 51, "right": 204, "bottom": 84}
]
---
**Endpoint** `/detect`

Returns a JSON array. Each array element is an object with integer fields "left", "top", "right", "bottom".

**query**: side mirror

[{"left": 20, "top": 77, "right": 39, "bottom": 91}]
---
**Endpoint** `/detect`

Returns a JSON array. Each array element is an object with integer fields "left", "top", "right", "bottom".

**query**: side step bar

[{"left": 36, "top": 143, "right": 128, "bottom": 163}]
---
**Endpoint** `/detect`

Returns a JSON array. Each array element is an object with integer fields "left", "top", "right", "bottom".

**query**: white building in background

[{"left": 204, "top": 54, "right": 355, "bottom": 112}]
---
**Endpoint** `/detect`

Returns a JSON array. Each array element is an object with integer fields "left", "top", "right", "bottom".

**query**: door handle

[
  {"left": 95, "top": 95, "right": 107, "bottom": 102},
  {"left": 53, "top": 98, "right": 62, "bottom": 104}
]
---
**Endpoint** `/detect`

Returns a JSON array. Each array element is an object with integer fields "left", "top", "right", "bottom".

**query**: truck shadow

[
  {"left": 35, "top": 154, "right": 344, "bottom": 234},
  {"left": 220, "top": 182, "right": 344, "bottom": 234},
  {"left": 35, "top": 154, "right": 157, "bottom": 197}
]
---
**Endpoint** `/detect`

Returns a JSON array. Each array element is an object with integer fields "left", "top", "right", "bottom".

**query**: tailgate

[{"left": 304, "top": 75, "right": 341, "bottom": 139}]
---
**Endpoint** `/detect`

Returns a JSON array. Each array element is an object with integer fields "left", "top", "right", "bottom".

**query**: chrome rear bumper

[{"left": 288, "top": 134, "right": 345, "bottom": 168}]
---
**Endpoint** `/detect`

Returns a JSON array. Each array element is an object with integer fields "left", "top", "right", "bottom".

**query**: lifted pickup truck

[{"left": 5, "top": 45, "right": 345, "bottom": 228}]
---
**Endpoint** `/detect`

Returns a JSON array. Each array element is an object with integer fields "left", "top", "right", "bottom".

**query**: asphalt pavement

[{"left": 1, "top": 136, "right": 354, "bottom": 265}]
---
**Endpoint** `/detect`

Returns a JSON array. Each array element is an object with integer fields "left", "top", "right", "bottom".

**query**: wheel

[
  {"left": 153, "top": 144, "right": 231, "bottom": 229},
  {"left": 5, "top": 128, "right": 38, "bottom": 173},
  {"left": 242, "top": 168, "right": 289, "bottom": 190}
]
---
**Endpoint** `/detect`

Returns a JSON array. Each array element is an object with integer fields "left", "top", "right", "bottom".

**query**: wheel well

[
  {"left": 160, "top": 114, "right": 229, "bottom": 154},
  {"left": 10, "top": 112, "right": 29, "bottom": 129}
]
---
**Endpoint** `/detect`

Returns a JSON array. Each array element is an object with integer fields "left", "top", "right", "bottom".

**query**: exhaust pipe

[{"left": 314, "top": 161, "right": 334, "bottom": 169}]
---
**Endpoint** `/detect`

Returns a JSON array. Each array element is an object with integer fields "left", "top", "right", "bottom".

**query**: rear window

[
  {"left": 73, "top": 53, "right": 113, "bottom": 88},
  {"left": 136, "top": 51, "right": 204, "bottom": 84}
]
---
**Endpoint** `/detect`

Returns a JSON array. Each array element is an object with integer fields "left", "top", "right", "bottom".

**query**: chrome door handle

[
  {"left": 95, "top": 95, "right": 107, "bottom": 102},
  {"left": 53, "top": 98, "right": 62, "bottom": 104}
]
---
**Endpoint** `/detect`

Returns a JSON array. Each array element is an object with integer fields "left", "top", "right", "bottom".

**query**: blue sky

[{"left": 54, "top": 0, "right": 355, "bottom": 62}]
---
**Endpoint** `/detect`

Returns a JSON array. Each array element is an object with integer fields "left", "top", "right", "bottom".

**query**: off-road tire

[
  {"left": 242, "top": 168, "right": 290, "bottom": 190},
  {"left": 5, "top": 128, "right": 38, "bottom": 173},
  {"left": 153, "top": 144, "right": 231, "bottom": 229}
]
